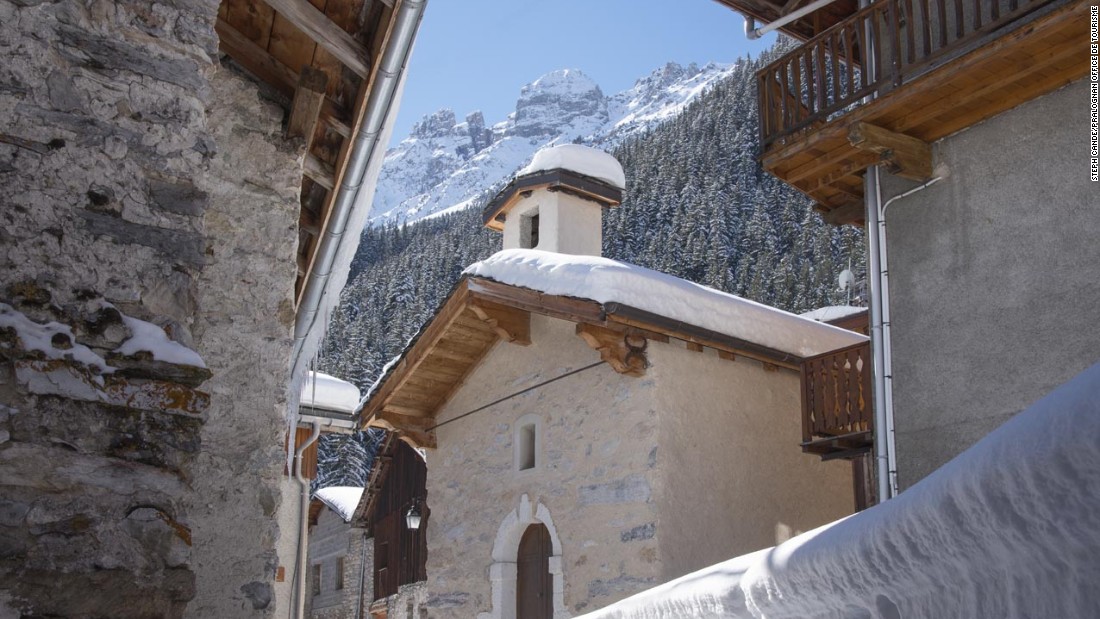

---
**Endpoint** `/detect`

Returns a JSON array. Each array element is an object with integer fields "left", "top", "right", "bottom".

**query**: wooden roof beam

[
  {"left": 303, "top": 154, "right": 335, "bottom": 191},
  {"left": 576, "top": 324, "right": 648, "bottom": 377},
  {"left": 287, "top": 66, "right": 328, "bottom": 143},
  {"left": 215, "top": 18, "right": 352, "bottom": 138},
  {"left": 848, "top": 122, "right": 932, "bottom": 181},
  {"left": 369, "top": 410, "right": 437, "bottom": 450},
  {"left": 468, "top": 300, "right": 531, "bottom": 346},
  {"left": 263, "top": 0, "right": 372, "bottom": 78}
]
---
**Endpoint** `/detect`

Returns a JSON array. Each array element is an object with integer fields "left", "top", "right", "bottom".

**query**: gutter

[
  {"left": 290, "top": 0, "right": 428, "bottom": 382},
  {"left": 742, "top": 0, "right": 843, "bottom": 39}
]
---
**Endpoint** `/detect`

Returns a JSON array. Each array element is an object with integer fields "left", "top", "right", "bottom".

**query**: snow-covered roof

[
  {"left": 463, "top": 250, "right": 865, "bottom": 358},
  {"left": 799, "top": 305, "right": 866, "bottom": 323},
  {"left": 314, "top": 486, "right": 364, "bottom": 523},
  {"left": 300, "top": 371, "right": 361, "bottom": 414},
  {"left": 520, "top": 144, "right": 626, "bottom": 189},
  {"left": 578, "top": 360, "right": 1100, "bottom": 618}
]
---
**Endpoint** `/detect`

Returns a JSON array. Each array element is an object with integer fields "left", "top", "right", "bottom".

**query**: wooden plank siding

[{"left": 370, "top": 440, "right": 428, "bottom": 601}]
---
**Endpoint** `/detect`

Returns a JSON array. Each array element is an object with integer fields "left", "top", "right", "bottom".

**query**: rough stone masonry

[{"left": 0, "top": 1, "right": 302, "bottom": 617}]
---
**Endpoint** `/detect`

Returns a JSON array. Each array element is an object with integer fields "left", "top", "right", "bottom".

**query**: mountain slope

[{"left": 371, "top": 62, "right": 737, "bottom": 224}]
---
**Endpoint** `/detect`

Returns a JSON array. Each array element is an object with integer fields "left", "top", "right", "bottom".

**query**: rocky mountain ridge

[{"left": 371, "top": 61, "right": 736, "bottom": 223}]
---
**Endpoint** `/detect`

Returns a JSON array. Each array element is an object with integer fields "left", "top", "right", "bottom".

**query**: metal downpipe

[
  {"left": 293, "top": 421, "right": 322, "bottom": 619},
  {"left": 291, "top": 0, "right": 428, "bottom": 379}
]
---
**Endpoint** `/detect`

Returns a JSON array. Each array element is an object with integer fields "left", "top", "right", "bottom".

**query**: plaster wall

[
  {"left": 881, "top": 79, "right": 1099, "bottom": 489},
  {"left": 425, "top": 315, "right": 662, "bottom": 617},
  {"left": 0, "top": 2, "right": 301, "bottom": 616},
  {"left": 502, "top": 191, "right": 604, "bottom": 256},
  {"left": 276, "top": 478, "right": 304, "bottom": 616},
  {"left": 650, "top": 344, "right": 855, "bottom": 580}
]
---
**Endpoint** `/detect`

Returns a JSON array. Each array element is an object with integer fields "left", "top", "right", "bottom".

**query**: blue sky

[{"left": 391, "top": 0, "right": 776, "bottom": 144}]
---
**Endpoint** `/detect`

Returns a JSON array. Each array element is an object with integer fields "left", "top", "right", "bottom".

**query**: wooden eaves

[
  {"left": 482, "top": 169, "right": 624, "bottom": 232},
  {"left": 214, "top": 0, "right": 401, "bottom": 304},
  {"left": 359, "top": 275, "right": 808, "bottom": 449}
]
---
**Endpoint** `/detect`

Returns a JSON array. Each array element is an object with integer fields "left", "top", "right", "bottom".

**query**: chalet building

[
  {"left": 304, "top": 434, "right": 429, "bottom": 619},
  {"left": 0, "top": 1, "right": 425, "bottom": 617},
  {"left": 357, "top": 145, "right": 869, "bottom": 617},
  {"left": 711, "top": 0, "right": 1095, "bottom": 497}
]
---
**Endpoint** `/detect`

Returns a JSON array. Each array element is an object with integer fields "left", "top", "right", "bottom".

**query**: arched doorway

[{"left": 516, "top": 524, "right": 552, "bottom": 619}]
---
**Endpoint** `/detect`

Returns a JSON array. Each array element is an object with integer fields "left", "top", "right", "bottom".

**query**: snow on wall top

[
  {"left": 314, "top": 486, "right": 364, "bottom": 523},
  {"left": 799, "top": 305, "right": 866, "bottom": 323},
  {"left": 578, "top": 361, "right": 1100, "bottom": 619},
  {"left": 519, "top": 144, "right": 626, "bottom": 189},
  {"left": 301, "top": 371, "right": 361, "bottom": 414},
  {"left": 463, "top": 250, "right": 865, "bottom": 358},
  {"left": 0, "top": 302, "right": 207, "bottom": 372}
]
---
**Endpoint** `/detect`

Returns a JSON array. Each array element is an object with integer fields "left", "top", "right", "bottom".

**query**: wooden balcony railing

[
  {"left": 800, "top": 341, "right": 873, "bottom": 458},
  {"left": 757, "top": 0, "right": 1054, "bottom": 149}
]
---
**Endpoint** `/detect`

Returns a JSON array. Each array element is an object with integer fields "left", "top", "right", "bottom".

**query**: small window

[
  {"left": 515, "top": 414, "right": 541, "bottom": 472},
  {"left": 518, "top": 424, "right": 536, "bottom": 470},
  {"left": 520, "top": 209, "right": 540, "bottom": 249},
  {"left": 311, "top": 563, "right": 321, "bottom": 596},
  {"left": 335, "top": 557, "right": 345, "bottom": 590}
]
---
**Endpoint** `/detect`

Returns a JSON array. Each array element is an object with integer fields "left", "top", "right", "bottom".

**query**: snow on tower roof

[
  {"left": 314, "top": 486, "right": 364, "bottom": 523},
  {"left": 520, "top": 144, "right": 626, "bottom": 189},
  {"left": 464, "top": 249, "right": 865, "bottom": 358},
  {"left": 578, "top": 360, "right": 1100, "bottom": 618},
  {"left": 800, "top": 305, "right": 867, "bottom": 323},
  {"left": 300, "top": 371, "right": 361, "bottom": 414}
]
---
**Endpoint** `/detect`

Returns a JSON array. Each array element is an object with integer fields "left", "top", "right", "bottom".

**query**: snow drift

[{"left": 579, "top": 361, "right": 1100, "bottom": 618}]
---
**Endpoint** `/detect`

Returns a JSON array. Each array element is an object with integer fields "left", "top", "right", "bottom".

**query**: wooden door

[{"left": 516, "top": 524, "right": 552, "bottom": 619}]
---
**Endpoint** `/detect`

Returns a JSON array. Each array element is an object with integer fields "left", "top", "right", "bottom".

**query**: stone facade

[
  {"left": 424, "top": 314, "right": 853, "bottom": 618},
  {"left": 0, "top": 1, "right": 301, "bottom": 616},
  {"left": 881, "top": 79, "right": 1099, "bottom": 489},
  {"left": 308, "top": 504, "right": 373, "bottom": 619}
]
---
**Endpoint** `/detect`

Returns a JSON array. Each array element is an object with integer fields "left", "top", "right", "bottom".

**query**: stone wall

[
  {"left": 305, "top": 505, "right": 373, "bottom": 619},
  {"left": 0, "top": 1, "right": 301, "bottom": 616},
  {"left": 426, "top": 315, "right": 663, "bottom": 618},
  {"left": 882, "top": 79, "right": 1099, "bottom": 489}
]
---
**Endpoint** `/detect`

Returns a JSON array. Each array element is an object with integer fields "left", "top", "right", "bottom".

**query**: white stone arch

[{"left": 478, "top": 494, "right": 569, "bottom": 619}]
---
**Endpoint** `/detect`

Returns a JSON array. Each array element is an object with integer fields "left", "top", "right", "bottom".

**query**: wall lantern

[{"left": 405, "top": 499, "right": 423, "bottom": 530}]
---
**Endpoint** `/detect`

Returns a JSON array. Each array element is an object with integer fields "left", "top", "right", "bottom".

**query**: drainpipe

[
  {"left": 293, "top": 421, "right": 322, "bottom": 619},
  {"left": 872, "top": 173, "right": 943, "bottom": 499},
  {"left": 855, "top": 0, "right": 895, "bottom": 503},
  {"left": 291, "top": 0, "right": 428, "bottom": 382},
  {"left": 354, "top": 531, "right": 369, "bottom": 619},
  {"left": 743, "top": 0, "right": 843, "bottom": 39}
]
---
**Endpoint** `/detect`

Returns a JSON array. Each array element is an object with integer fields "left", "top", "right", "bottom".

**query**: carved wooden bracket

[
  {"left": 576, "top": 324, "right": 648, "bottom": 377},
  {"left": 848, "top": 122, "right": 932, "bottom": 181},
  {"left": 469, "top": 300, "right": 531, "bottom": 346},
  {"left": 368, "top": 409, "right": 437, "bottom": 449}
]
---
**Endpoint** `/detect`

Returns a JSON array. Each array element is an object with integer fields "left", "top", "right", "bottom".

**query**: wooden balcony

[
  {"left": 800, "top": 341, "right": 873, "bottom": 459},
  {"left": 756, "top": 0, "right": 1089, "bottom": 225}
]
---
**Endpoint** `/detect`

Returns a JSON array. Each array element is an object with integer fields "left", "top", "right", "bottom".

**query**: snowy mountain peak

[
  {"left": 372, "top": 61, "right": 738, "bottom": 224},
  {"left": 412, "top": 108, "right": 459, "bottom": 140},
  {"left": 512, "top": 68, "right": 607, "bottom": 139}
]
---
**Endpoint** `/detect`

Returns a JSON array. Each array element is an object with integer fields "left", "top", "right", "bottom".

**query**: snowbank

[
  {"left": 314, "top": 486, "right": 364, "bottom": 523},
  {"left": 520, "top": 144, "right": 626, "bottom": 189},
  {"left": 464, "top": 250, "right": 865, "bottom": 358},
  {"left": 301, "top": 371, "right": 361, "bottom": 414},
  {"left": 579, "top": 361, "right": 1100, "bottom": 618}
]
